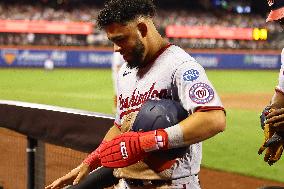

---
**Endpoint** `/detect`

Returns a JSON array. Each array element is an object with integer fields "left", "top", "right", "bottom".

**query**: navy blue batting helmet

[
  {"left": 132, "top": 99, "right": 189, "bottom": 159},
  {"left": 132, "top": 99, "right": 188, "bottom": 132}
]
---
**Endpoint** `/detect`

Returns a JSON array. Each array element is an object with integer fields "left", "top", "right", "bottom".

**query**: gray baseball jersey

[{"left": 114, "top": 44, "right": 224, "bottom": 180}]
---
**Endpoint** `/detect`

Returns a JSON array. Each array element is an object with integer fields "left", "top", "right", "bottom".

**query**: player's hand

[
  {"left": 259, "top": 106, "right": 271, "bottom": 129},
  {"left": 258, "top": 118, "right": 284, "bottom": 166},
  {"left": 259, "top": 143, "right": 284, "bottom": 166},
  {"left": 99, "top": 130, "right": 168, "bottom": 168},
  {"left": 258, "top": 122, "right": 274, "bottom": 153},
  {"left": 45, "top": 162, "right": 90, "bottom": 189},
  {"left": 266, "top": 108, "right": 284, "bottom": 131}
]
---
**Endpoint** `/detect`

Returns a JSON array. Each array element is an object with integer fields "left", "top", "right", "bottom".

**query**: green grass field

[{"left": 0, "top": 68, "right": 283, "bottom": 182}]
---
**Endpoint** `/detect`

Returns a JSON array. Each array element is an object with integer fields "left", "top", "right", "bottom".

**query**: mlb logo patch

[
  {"left": 189, "top": 83, "right": 214, "bottom": 104},
  {"left": 1, "top": 49, "right": 18, "bottom": 65},
  {"left": 183, "top": 69, "right": 200, "bottom": 82}
]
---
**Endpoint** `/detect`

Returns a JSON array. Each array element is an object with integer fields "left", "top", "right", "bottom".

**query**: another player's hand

[
  {"left": 266, "top": 108, "right": 284, "bottom": 131},
  {"left": 259, "top": 106, "right": 271, "bottom": 129},
  {"left": 258, "top": 134, "right": 284, "bottom": 166},
  {"left": 45, "top": 162, "right": 90, "bottom": 189},
  {"left": 99, "top": 130, "right": 168, "bottom": 168},
  {"left": 259, "top": 106, "right": 283, "bottom": 146}
]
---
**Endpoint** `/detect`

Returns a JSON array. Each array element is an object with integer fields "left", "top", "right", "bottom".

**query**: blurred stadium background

[
  {"left": 0, "top": 0, "right": 283, "bottom": 49},
  {"left": 0, "top": 0, "right": 284, "bottom": 189}
]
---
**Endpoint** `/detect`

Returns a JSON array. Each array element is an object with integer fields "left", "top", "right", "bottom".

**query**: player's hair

[{"left": 97, "top": 0, "right": 156, "bottom": 29}]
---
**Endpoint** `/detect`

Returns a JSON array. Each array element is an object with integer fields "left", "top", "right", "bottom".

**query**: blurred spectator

[{"left": 0, "top": 2, "right": 282, "bottom": 49}]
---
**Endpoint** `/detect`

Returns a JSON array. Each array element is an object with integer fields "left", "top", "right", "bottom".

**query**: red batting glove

[
  {"left": 99, "top": 130, "right": 168, "bottom": 168},
  {"left": 83, "top": 141, "right": 106, "bottom": 171}
]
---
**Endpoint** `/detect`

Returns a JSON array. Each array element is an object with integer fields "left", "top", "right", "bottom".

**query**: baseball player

[
  {"left": 258, "top": 0, "right": 284, "bottom": 167},
  {"left": 264, "top": 0, "right": 284, "bottom": 125},
  {"left": 45, "top": 0, "right": 226, "bottom": 188}
]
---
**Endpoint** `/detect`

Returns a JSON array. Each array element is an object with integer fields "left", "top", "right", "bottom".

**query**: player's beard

[{"left": 126, "top": 39, "right": 145, "bottom": 69}]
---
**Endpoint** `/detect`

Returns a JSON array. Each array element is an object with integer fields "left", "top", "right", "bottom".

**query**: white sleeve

[
  {"left": 276, "top": 48, "right": 284, "bottom": 93},
  {"left": 173, "top": 61, "right": 224, "bottom": 113},
  {"left": 112, "top": 52, "right": 125, "bottom": 92},
  {"left": 114, "top": 64, "right": 125, "bottom": 128},
  {"left": 112, "top": 52, "right": 125, "bottom": 68}
]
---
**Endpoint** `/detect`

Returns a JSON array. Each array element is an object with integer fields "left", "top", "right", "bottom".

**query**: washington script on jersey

[{"left": 118, "top": 83, "right": 171, "bottom": 119}]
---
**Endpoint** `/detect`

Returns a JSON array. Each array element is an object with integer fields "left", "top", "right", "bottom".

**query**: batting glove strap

[
  {"left": 165, "top": 124, "right": 185, "bottom": 149},
  {"left": 139, "top": 129, "right": 168, "bottom": 152}
]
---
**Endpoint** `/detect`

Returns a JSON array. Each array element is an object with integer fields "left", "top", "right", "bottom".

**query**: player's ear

[{"left": 137, "top": 22, "right": 148, "bottom": 38}]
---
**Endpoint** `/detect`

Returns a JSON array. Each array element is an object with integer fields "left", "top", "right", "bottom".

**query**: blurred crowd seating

[{"left": 0, "top": 2, "right": 282, "bottom": 49}]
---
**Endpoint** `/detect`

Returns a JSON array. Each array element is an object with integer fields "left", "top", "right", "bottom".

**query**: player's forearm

[
  {"left": 178, "top": 110, "right": 226, "bottom": 145},
  {"left": 270, "top": 90, "right": 284, "bottom": 108}
]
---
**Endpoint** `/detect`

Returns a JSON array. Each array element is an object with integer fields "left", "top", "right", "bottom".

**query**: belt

[
  {"left": 125, "top": 179, "right": 171, "bottom": 186},
  {"left": 125, "top": 174, "right": 199, "bottom": 187}
]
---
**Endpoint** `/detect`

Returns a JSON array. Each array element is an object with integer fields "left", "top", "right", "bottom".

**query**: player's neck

[
  {"left": 137, "top": 37, "right": 170, "bottom": 78},
  {"left": 144, "top": 35, "right": 169, "bottom": 65}
]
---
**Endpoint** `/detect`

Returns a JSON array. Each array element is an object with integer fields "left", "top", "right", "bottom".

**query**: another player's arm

[
  {"left": 266, "top": 53, "right": 284, "bottom": 127},
  {"left": 265, "top": 90, "right": 284, "bottom": 129},
  {"left": 271, "top": 89, "right": 284, "bottom": 108},
  {"left": 258, "top": 90, "right": 284, "bottom": 165}
]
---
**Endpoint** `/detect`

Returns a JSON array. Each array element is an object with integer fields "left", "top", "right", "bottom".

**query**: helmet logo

[{"left": 267, "top": 0, "right": 274, "bottom": 6}]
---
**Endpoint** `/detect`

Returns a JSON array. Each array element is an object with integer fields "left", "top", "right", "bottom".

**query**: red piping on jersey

[
  {"left": 195, "top": 106, "right": 226, "bottom": 115},
  {"left": 275, "top": 88, "right": 284, "bottom": 96},
  {"left": 114, "top": 121, "right": 122, "bottom": 130},
  {"left": 120, "top": 107, "right": 141, "bottom": 119},
  {"left": 195, "top": 106, "right": 224, "bottom": 112}
]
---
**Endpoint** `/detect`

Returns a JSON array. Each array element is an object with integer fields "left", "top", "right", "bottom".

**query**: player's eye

[
  {"left": 115, "top": 37, "right": 125, "bottom": 43},
  {"left": 109, "top": 36, "right": 124, "bottom": 44}
]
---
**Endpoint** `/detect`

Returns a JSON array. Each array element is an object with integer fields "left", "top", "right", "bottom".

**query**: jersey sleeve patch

[
  {"left": 183, "top": 69, "right": 200, "bottom": 82},
  {"left": 189, "top": 82, "right": 214, "bottom": 104}
]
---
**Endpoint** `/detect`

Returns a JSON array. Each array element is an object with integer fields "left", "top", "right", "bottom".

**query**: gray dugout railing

[{"left": 0, "top": 100, "right": 114, "bottom": 189}]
